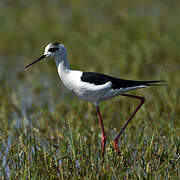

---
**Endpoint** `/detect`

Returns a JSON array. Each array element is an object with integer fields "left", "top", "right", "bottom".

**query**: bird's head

[
  {"left": 25, "top": 42, "right": 67, "bottom": 68},
  {"left": 44, "top": 42, "right": 66, "bottom": 58}
]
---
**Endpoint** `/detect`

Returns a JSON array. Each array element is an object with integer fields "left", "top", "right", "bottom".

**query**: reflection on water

[
  {"left": 0, "top": 55, "right": 65, "bottom": 176},
  {"left": 0, "top": 135, "right": 11, "bottom": 178}
]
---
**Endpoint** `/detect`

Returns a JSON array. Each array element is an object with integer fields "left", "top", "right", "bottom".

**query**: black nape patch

[
  {"left": 51, "top": 42, "right": 59, "bottom": 46},
  {"left": 81, "top": 72, "right": 164, "bottom": 89}
]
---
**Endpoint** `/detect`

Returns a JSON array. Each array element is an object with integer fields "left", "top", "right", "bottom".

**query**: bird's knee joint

[{"left": 141, "top": 97, "right": 145, "bottom": 103}]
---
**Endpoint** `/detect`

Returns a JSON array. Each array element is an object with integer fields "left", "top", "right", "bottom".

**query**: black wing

[{"left": 81, "top": 72, "right": 165, "bottom": 89}]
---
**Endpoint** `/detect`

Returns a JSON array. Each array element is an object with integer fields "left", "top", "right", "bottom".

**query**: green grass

[{"left": 0, "top": 0, "right": 180, "bottom": 179}]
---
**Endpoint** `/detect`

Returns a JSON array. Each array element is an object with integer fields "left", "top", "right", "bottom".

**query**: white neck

[{"left": 54, "top": 54, "right": 70, "bottom": 74}]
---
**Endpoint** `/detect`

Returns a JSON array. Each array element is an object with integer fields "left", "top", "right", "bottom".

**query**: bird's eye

[{"left": 49, "top": 48, "right": 58, "bottom": 52}]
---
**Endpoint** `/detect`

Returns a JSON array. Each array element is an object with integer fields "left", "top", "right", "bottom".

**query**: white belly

[{"left": 59, "top": 70, "right": 113, "bottom": 104}]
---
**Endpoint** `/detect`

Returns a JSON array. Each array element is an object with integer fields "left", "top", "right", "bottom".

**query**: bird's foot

[
  {"left": 102, "top": 136, "right": 107, "bottom": 158},
  {"left": 113, "top": 140, "right": 120, "bottom": 155}
]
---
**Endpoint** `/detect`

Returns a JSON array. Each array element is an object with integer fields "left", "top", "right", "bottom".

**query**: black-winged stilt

[{"left": 25, "top": 42, "right": 165, "bottom": 158}]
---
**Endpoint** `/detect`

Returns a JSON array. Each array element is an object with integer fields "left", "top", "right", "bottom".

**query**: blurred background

[
  {"left": 0, "top": 0, "right": 179, "bottom": 178},
  {"left": 1, "top": 0, "right": 179, "bottom": 115}
]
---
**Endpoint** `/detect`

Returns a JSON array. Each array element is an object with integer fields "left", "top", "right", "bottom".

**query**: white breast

[{"left": 58, "top": 69, "right": 112, "bottom": 104}]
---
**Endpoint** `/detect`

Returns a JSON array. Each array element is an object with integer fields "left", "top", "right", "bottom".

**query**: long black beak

[{"left": 25, "top": 55, "right": 46, "bottom": 69}]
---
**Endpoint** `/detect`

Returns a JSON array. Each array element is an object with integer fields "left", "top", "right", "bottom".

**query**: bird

[{"left": 25, "top": 42, "right": 165, "bottom": 158}]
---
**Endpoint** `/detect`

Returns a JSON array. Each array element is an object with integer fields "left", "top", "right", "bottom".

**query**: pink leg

[
  {"left": 96, "top": 105, "right": 107, "bottom": 158},
  {"left": 114, "top": 94, "right": 145, "bottom": 153}
]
